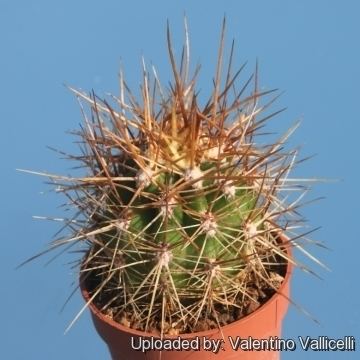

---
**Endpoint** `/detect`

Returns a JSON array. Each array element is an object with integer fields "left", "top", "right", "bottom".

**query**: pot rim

[{"left": 80, "top": 233, "right": 293, "bottom": 339}]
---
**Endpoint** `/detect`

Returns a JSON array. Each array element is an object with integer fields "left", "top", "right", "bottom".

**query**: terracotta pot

[{"left": 80, "top": 239, "right": 292, "bottom": 360}]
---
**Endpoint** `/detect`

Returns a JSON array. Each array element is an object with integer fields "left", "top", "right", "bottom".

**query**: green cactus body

[{"left": 93, "top": 136, "right": 262, "bottom": 314}]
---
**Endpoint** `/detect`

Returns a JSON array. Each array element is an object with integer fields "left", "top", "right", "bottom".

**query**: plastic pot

[{"left": 80, "top": 237, "right": 292, "bottom": 360}]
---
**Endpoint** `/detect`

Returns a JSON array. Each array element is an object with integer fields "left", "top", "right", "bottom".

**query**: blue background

[{"left": 1, "top": 1, "right": 359, "bottom": 359}]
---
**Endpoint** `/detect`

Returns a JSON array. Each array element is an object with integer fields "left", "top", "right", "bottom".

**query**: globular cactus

[{"left": 38, "top": 21, "right": 318, "bottom": 336}]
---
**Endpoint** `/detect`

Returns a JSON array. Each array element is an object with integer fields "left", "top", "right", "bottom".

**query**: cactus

[{"left": 29, "top": 20, "right": 322, "bottom": 336}]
